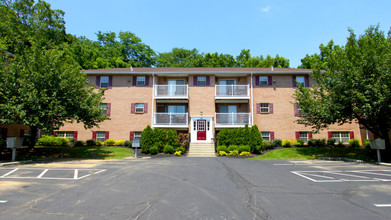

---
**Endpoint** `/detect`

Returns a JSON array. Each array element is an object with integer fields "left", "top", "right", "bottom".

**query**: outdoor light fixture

[{"left": 200, "top": 111, "right": 203, "bottom": 116}]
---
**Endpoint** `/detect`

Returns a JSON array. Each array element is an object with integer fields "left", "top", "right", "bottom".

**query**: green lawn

[
  {"left": 250, "top": 147, "right": 376, "bottom": 162},
  {"left": 1, "top": 146, "right": 133, "bottom": 162}
]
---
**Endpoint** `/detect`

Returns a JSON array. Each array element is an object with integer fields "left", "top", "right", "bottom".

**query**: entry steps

[{"left": 187, "top": 142, "right": 216, "bottom": 157}]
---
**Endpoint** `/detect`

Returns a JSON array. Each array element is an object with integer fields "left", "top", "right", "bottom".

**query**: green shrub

[
  {"left": 240, "top": 151, "right": 251, "bottom": 156},
  {"left": 174, "top": 151, "right": 182, "bottom": 156},
  {"left": 36, "top": 135, "right": 69, "bottom": 146},
  {"left": 86, "top": 139, "right": 96, "bottom": 146},
  {"left": 219, "top": 151, "right": 228, "bottom": 156},
  {"left": 150, "top": 146, "right": 159, "bottom": 155},
  {"left": 96, "top": 141, "right": 103, "bottom": 146},
  {"left": 336, "top": 141, "right": 345, "bottom": 148},
  {"left": 73, "top": 140, "right": 85, "bottom": 147},
  {"left": 293, "top": 139, "right": 304, "bottom": 146},
  {"left": 327, "top": 138, "right": 336, "bottom": 146},
  {"left": 114, "top": 140, "right": 125, "bottom": 146},
  {"left": 263, "top": 140, "right": 271, "bottom": 150},
  {"left": 364, "top": 139, "right": 371, "bottom": 148},
  {"left": 216, "top": 145, "right": 228, "bottom": 153},
  {"left": 228, "top": 145, "right": 238, "bottom": 152},
  {"left": 141, "top": 125, "right": 153, "bottom": 153},
  {"left": 316, "top": 139, "right": 326, "bottom": 147},
  {"left": 229, "top": 150, "right": 239, "bottom": 156},
  {"left": 308, "top": 139, "right": 316, "bottom": 147},
  {"left": 0, "top": 139, "right": 5, "bottom": 146},
  {"left": 249, "top": 125, "right": 263, "bottom": 153},
  {"left": 238, "top": 145, "right": 251, "bottom": 153},
  {"left": 217, "top": 128, "right": 230, "bottom": 146},
  {"left": 175, "top": 147, "right": 185, "bottom": 153},
  {"left": 124, "top": 140, "right": 132, "bottom": 147},
  {"left": 348, "top": 139, "right": 361, "bottom": 148},
  {"left": 163, "top": 144, "right": 174, "bottom": 154},
  {"left": 271, "top": 139, "right": 282, "bottom": 148},
  {"left": 104, "top": 138, "right": 116, "bottom": 146},
  {"left": 282, "top": 140, "right": 292, "bottom": 148}
]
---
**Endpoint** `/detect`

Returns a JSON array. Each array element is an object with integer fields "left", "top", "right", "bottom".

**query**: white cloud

[{"left": 260, "top": 6, "right": 271, "bottom": 13}]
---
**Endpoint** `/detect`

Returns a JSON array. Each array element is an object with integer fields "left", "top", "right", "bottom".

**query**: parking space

[
  {"left": 0, "top": 167, "right": 106, "bottom": 180},
  {"left": 292, "top": 169, "right": 391, "bottom": 182}
]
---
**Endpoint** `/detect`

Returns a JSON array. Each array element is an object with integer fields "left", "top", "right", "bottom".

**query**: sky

[{"left": 45, "top": 0, "right": 391, "bottom": 68}]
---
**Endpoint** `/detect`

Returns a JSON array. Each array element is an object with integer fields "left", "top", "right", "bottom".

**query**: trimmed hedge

[{"left": 217, "top": 124, "right": 263, "bottom": 154}]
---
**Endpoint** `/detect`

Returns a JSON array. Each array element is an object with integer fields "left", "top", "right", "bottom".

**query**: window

[
  {"left": 259, "top": 76, "right": 268, "bottom": 85},
  {"left": 96, "top": 132, "right": 106, "bottom": 142},
  {"left": 23, "top": 130, "right": 31, "bottom": 136},
  {"left": 134, "top": 132, "right": 142, "bottom": 139},
  {"left": 299, "top": 132, "right": 309, "bottom": 143},
  {"left": 136, "top": 76, "right": 145, "bottom": 85},
  {"left": 261, "top": 132, "right": 270, "bottom": 141},
  {"left": 99, "top": 103, "right": 108, "bottom": 115},
  {"left": 332, "top": 132, "right": 350, "bottom": 143},
  {"left": 100, "top": 76, "right": 109, "bottom": 88},
  {"left": 135, "top": 103, "right": 144, "bottom": 113},
  {"left": 296, "top": 76, "right": 305, "bottom": 87},
  {"left": 193, "top": 121, "right": 196, "bottom": 130},
  {"left": 260, "top": 103, "right": 269, "bottom": 113},
  {"left": 57, "top": 132, "right": 74, "bottom": 139},
  {"left": 197, "top": 76, "right": 206, "bottom": 86}
]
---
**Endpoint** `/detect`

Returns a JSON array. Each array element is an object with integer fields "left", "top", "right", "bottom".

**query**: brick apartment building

[{"left": 52, "top": 67, "right": 361, "bottom": 145}]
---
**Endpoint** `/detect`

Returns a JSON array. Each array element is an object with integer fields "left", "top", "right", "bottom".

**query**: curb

[
  {"left": 0, "top": 160, "right": 33, "bottom": 167},
  {"left": 378, "top": 162, "right": 391, "bottom": 167},
  {"left": 318, "top": 157, "right": 363, "bottom": 163}
]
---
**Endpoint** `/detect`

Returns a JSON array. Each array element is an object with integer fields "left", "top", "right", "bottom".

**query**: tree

[
  {"left": 0, "top": 47, "right": 108, "bottom": 149},
  {"left": 294, "top": 25, "right": 391, "bottom": 159},
  {"left": 298, "top": 41, "right": 339, "bottom": 69},
  {"left": 249, "top": 125, "right": 263, "bottom": 153}
]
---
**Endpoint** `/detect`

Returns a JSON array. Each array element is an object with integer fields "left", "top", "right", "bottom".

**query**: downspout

[
  {"left": 151, "top": 73, "right": 155, "bottom": 128},
  {"left": 251, "top": 73, "right": 254, "bottom": 126}
]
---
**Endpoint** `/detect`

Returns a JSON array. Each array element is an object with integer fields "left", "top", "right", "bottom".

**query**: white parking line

[
  {"left": 37, "top": 169, "right": 49, "bottom": 178},
  {"left": 374, "top": 204, "right": 391, "bottom": 207},
  {"left": 1, "top": 168, "right": 19, "bottom": 178},
  {"left": 74, "top": 169, "right": 79, "bottom": 179},
  {"left": 292, "top": 169, "right": 391, "bottom": 182},
  {"left": 0, "top": 200, "right": 7, "bottom": 203}
]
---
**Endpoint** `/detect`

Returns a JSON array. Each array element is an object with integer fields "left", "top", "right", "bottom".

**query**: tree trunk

[
  {"left": 27, "top": 126, "right": 38, "bottom": 151},
  {"left": 381, "top": 133, "right": 391, "bottom": 162}
]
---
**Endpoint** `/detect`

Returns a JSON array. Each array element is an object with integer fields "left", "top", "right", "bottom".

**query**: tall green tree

[
  {"left": 0, "top": 47, "right": 108, "bottom": 149},
  {"left": 298, "top": 41, "right": 339, "bottom": 69},
  {"left": 294, "top": 25, "right": 391, "bottom": 158}
]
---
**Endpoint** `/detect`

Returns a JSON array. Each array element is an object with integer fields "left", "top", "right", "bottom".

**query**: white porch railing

[
  {"left": 154, "top": 85, "right": 188, "bottom": 98},
  {"left": 154, "top": 113, "right": 188, "bottom": 126},
  {"left": 215, "top": 85, "right": 250, "bottom": 98},
  {"left": 215, "top": 113, "right": 251, "bottom": 126}
]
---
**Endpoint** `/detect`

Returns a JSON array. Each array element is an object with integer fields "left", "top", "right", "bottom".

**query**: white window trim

[
  {"left": 259, "top": 76, "right": 268, "bottom": 85},
  {"left": 260, "top": 103, "right": 270, "bottom": 113},
  {"left": 261, "top": 132, "right": 270, "bottom": 141},
  {"left": 96, "top": 132, "right": 106, "bottom": 142},
  {"left": 99, "top": 103, "right": 108, "bottom": 115},
  {"left": 332, "top": 132, "right": 350, "bottom": 143},
  {"left": 197, "top": 76, "right": 206, "bottom": 85},
  {"left": 135, "top": 103, "right": 144, "bottom": 113},
  {"left": 134, "top": 132, "right": 142, "bottom": 139},
  {"left": 136, "top": 76, "right": 146, "bottom": 85},
  {"left": 296, "top": 76, "right": 305, "bottom": 87},
  {"left": 100, "top": 76, "right": 109, "bottom": 88},
  {"left": 57, "top": 132, "right": 74, "bottom": 139},
  {"left": 299, "top": 132, "right": 309, "bottom": 143}
]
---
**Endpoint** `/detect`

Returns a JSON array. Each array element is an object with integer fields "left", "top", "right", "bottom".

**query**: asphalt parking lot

[{"left": 0, "top": 158, "right": 390, "bottom": 220}]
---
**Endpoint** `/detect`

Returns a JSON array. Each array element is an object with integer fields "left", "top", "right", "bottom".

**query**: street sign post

[
  {"left": 132, "top": 138, "right": 140, "bottom": 158},
  {"left": 370, "top": 139, "right": 385, "bottom": 163}
]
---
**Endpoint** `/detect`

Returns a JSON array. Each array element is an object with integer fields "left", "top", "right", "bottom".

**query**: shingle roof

[{"left": 84, "top": 67, "right": 313, "bottom": 74}]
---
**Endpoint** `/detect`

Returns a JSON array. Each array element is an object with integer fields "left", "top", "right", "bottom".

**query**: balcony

[
  {"left": 215, "top": 113, "right": 251, "bottom": 128},
  {"left": 154, "top": 85, "right": 188, "bottom": 99},
  {"left": 153, "top": 113, "right": 188, "bottom": 128},
  {"left": 215, "top": 85, "right": 250, "bottom": 99}
]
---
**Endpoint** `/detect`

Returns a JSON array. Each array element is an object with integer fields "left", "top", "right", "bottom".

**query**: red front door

[{"left": 197, "top": 120, "right": 206, "bottom": 140}]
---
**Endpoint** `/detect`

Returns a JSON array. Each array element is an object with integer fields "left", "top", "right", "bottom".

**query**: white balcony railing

[
  {"left": 154, "top": 113, "right": 188, "bottom": 126},
  {"left": 215, "top": 113, "right": 251, "bottom": 127},
  {"left": 215, "top": 85, "right": 250, "bottom": 98},
  {"left": 154, "top": 85, "right": 188, "bottom": 98}
]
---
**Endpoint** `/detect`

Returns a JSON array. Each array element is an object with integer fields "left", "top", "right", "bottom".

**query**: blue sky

[{"left": 45, "top": 0, "right": 391, "bottom": 67}]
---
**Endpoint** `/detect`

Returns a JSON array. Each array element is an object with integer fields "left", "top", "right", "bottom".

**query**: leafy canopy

[{"left": 294, "top": 25, "right": 391, "bottom": 150}]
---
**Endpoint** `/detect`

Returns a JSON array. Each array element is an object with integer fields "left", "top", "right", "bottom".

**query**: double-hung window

[
  {"left": 136, "top": 76, "right": 146, "bottom": 85},
  {"left": 57, "top": 132, "right": 74, "bottom": 139},
  {"left": 96, "top": 132, "right": 106, "bottom": 142},
  {"left": 299, "top": 132, "right": 309, "bottom": 143},
  {"left": 135, "top": 103, "right": 144, "bottom": 113},
  {"left": 259, "top": 76, "right": 268, "bottom": 85},
  {"left": 332, "top": 132, "right": 350, "bottom": 143},
  {"left": 197, "top": 76, "right": 206, "bottom": 85},
  {"left": 100, "top": 76, "right": 109, "bottom": 88},
  {"left": 296, "top": 76, "right": 305, "bottom": 87},
  {"left": 261, "top": 132, "right": 270, "bottom": 141},
  {"left": 99, "top": 103, "right": 108, "bottom": 115},
  {"left": 134, "top": 132, "right": 142, "bottom": 139},
  {"left": 260, "top": 103, "right": 270, "bottom": 113}
]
